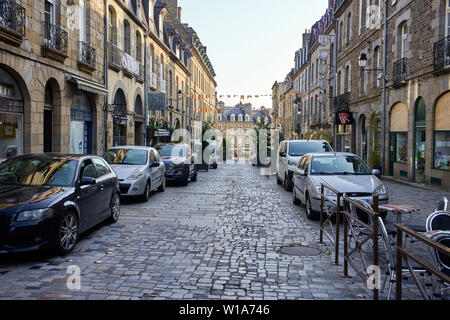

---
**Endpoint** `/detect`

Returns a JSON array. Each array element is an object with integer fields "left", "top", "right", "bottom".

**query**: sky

[{"left": 179, "top": 0, "right": 329, "bottom": 109}]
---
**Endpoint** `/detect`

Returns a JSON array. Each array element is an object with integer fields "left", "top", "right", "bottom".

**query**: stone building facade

[
  {"left": 0, "top": 0, "right": 107, "bottom": 160},
  {"left": 385, "top": 0, "right": 450, "bottom": 190}
]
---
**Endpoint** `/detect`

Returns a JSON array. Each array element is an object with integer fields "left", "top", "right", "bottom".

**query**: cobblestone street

[{"left": 0, "top": 164, "right": 448, "bottom": 300}]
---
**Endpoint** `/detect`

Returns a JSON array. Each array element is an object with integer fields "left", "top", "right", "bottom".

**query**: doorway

[{"left": 414, "top": 98, "right": 427, "bottom": 183}]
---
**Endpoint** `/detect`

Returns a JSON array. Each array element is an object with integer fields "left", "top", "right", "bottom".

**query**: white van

[{"left": 277, "top": 140, "right": 333, "bottom": 191}]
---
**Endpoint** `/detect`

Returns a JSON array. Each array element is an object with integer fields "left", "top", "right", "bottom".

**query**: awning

[{"left": 66, "top": 74, "right": 108, "bottom": 96}]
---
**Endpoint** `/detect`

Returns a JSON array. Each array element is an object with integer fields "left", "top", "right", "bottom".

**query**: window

[
  {"left": 108, "top": 7, "right": 117, "bottom": 44},
  {"left": 346, "top": 12, "right": 351, "bottom": 45},
  {"left": 230, "top": 114, "right": 235, "bottom": 121},
  {"left": 238, "top": 114, "right": 243, "bottom": 122},
  {"left": 446, "top": 0, "right": 450, "bottom": 37},
  {"left": 124, "top": 20, "right": 131, "bottom": 54},
  {"left": 434, "top": 92, "right": 450, "bottom": 171},
  {"left": 373, "top": 46, "right": 380, "bottom": 86},
  {"left": 400, "top": 23, "right": 408, "bottom": 58},
  {"left": 136, "top": 31, "right": 142, "bottom": 61},
  {"left": 93, "top": 158, "right": 111, "bottom": 177},
  {"left": 344, "top": 66, "right": 349, "bottom": 92},
  {"left": 360, "top": 0, "right": 367, "bottom": 32},
  {"left": 394, "top": 132, "right": 408, "bottom": 163},
  {"left": 245, "top": 114, "right": 250, "bottom": 122},
  {"left": 337, "top": 71, "right": 342, "bottom": 94},
  {"left": 81, "top": 160, "right": 98, "bottom": 179},
  {"left": 79, "top": 0, "right": 87, "bottom": 42},
  {"left": 44, "top": 0, "right": 55, "bottom": 25}
]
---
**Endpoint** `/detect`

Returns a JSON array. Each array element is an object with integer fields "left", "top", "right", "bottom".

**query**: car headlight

[
  {"left": 16, "top": 208, "right": 54, "bottom": 222},
  {"left": 315, "top": 186, "right": 334, "bottom": 197},
  {"left": 375, "top": 185, "right": 387, "bottom": 196},
  {"left": 288, "top": 159, "right": 298, "bottom": 166},
  {"left": 128, "top": 171, "right": 145, "bottom": 180}
]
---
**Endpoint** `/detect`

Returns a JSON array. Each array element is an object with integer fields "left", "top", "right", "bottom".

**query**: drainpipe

[
  {"left": 381, "top": 0, "right": 388, "bottom": 174},
  {"left": 104, "top": 0, "right": 109, "bottom": 152},
  {"left": 144, "top": 37, "right": 148, "bottom": 146},
  {"left": 333, "top": 18, "right": 339, "bottom": 150}
]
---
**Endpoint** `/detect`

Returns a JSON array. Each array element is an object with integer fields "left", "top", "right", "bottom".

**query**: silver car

[
  {"left": 103, "top": 146, "right": 166, "bottom": 201},
  {"left": 292, "top": 152, "right": 389, "bottom": 220}
]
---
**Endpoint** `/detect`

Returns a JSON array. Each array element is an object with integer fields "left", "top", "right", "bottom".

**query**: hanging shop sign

[
  {"left": 335, "top": 112, "right": 354, "bottom": 125},
  {"left": 149, "top": 93, "right": 167, "bottom": 110},
  {"left": 154, "top": 129, "right": 171, "bottom": 137}
]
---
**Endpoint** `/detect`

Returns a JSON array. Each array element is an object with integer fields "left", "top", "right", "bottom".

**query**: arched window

[
  {"left": 344, "top": 65, "right": 349, "bottom": 93},
  {"left": 230, "top": 114, "right": 235, "bottom": 122},
  {"left": 124, "top": 20, "right": 131, "bottom": 54},
  {"left": 434, "top": 92, "right": 450, "bottom": 171},
  {"left": 346, "top": 12, "right": 351, "bottom": 45},
  {"left": 108, "top": 6, "right": 117, "bottom": 44},
  {"left": 238, "top": 114, "right": 243, "bottom": 122},
  {"left": 135, "top": 95, "right": 143, "bottom": 115},
  {"left": 390, "top": 102, "right": 408, "bottom": 164},
  {"left": 245, "top": 114, "right": 250, "bottom": 122}
]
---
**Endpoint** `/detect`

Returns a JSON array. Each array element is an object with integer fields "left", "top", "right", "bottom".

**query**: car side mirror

[
  {"left": 372, "top": 169, "right": 381, "bottom": 178},
  {"left": 80, "top": 177, "right": 96, "bottom": 186},
  {"left": 279, "top": 151, "right": 286, "bottom": 158},
  {"left": 150, "top": 162, "right": 160, "bottom": 168}
]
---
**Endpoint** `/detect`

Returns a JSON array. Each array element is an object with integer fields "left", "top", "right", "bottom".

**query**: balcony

[
  {"left": 136, "top": 62, "right": 144, "bottom": 83},
  {"left": 42, "top": 22, "right": 68, "bottom": 63},
  {"left": 150, "top": 72, "right": 157, "bottom": 90},
  {"left": 393, "top": 58, "right": 407, "bottom": 87},
  {"left": 108, "top": 42, "right": 121, "bottom": 71},
  {"left": 434, "top": 36, "right": 450, "bottom": 73},
  {"left": 333, "top": 92, "right": 350, "bottom": 111},
  {"left": 78, "top": 41, "right": 96, "bottom": 73},
  {"left": 0, "top": 0, "right": 25, "bottom": 46}
]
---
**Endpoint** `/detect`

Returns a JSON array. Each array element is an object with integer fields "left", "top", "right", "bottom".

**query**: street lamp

[{"left": 359, "top": 53, "right": 368, "bottom": 69}]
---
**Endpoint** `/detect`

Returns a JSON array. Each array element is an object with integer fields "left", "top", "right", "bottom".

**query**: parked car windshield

[
  {"left": 289, "top": 141, "right": 332, "bottom": 156},
  {"left": 310, "top": 155, "right": 372, "bottom": 175},
  {"left": 103, "top": 149, "right": 148, "bottom": 165},
  {"left": 0, "top": 157, "right": 78, "bottom": 187},
  {"left": 158, "top": 145, "right": 185, "bottom": 157}
]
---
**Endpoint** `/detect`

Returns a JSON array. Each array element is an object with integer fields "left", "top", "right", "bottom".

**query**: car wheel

[
  {"left": 213, "top": 163, "right": 218, "bottom": 169},
  {"left": 56, "top": 211, "right": 79, "bottom": 255},
  {"left": 141, "top": 181, "right": 150, "bottom": 202},
  {"left": 306, "top": 194, "right": 319, "bottom": 220},
  {"left": 293, "top": 188, "right": 301, "bottom": 205},
  {"left": 108, "top": 193, "right": 120, "bottom": 224},
  {"left": 182, "top": 168, "right": 189, "bottom": 186},
  {"left": 158, "top": 175, "right": 166, "bottom": 192},
  {"left": 284, "top": 173, "right": 292, "bottom": 191}
]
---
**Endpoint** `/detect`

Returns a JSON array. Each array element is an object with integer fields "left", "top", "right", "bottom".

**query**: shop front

[
  {"left": 335, "top": 111, "right": 354, "bottom": 153},
  {"left": 0, "top": 67, "right": 24, "bottom": 160},
  {"left": 70, "top": 93, "right": 93, "bottom": 154}
]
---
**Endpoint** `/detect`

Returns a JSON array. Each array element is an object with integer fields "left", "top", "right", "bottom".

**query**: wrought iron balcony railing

[
  {"left": 333, "top": 92, "right": 350, "bottom": 111},
  {"left": 434, "top": 36, "right": 450, "bottom": 72},
  {"left": 78, "top": 41, "right": 96, "bottom": 70},
  {"left": 393, "top": 58, "right": 407, "bottom": 87},
  {"left": 0, "top": 0, "right": 25, "bottom": 37},
  {"left": 43, "top": 22, "right": 68, "bottom": 56},
  {"left": 108, "top": 41, "right": 121, "bottom": 70}
]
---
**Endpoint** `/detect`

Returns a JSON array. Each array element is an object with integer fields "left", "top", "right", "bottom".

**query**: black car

[
  {"left": 157, "top": 144, "right": 197, "bottom": 186},
  {"left": 0, "top": 154, "right": 120, "bottom": 254}
]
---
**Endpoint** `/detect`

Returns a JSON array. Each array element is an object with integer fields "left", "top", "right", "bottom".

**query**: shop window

[
  {"left": 434, "top": 92, "right": 450, "bottom": 171},
  {"left": 395, "top": 132, "right": 408, "bottom": 163}
]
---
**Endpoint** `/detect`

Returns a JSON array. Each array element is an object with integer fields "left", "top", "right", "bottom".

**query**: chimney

[{"left": 178, "top": 7, "right": 182, "bottom": 21}]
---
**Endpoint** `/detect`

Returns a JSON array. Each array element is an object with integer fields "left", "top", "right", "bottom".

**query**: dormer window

[
  {"left": 245, "top": 114, "right": 250, "bottom": 122},
  {"left": 230, "top": 114, "right": 235, "bottom": 121},
  {"left": 238, "top": 114, "right": 243, "bottom": 122}
]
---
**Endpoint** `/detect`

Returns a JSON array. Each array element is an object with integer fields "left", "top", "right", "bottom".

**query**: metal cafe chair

[
  {"left": 426, "top": 211, "right": 450, "bottom": 233},
  {"left": 378, "top": 217, "right": 432, "bottom": 300},
  {"left": 436, "top": 197, "right": 449, "bottom": 212},
  {"left": 427, "top": 231, "right": 450, "bottom": 299}
]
